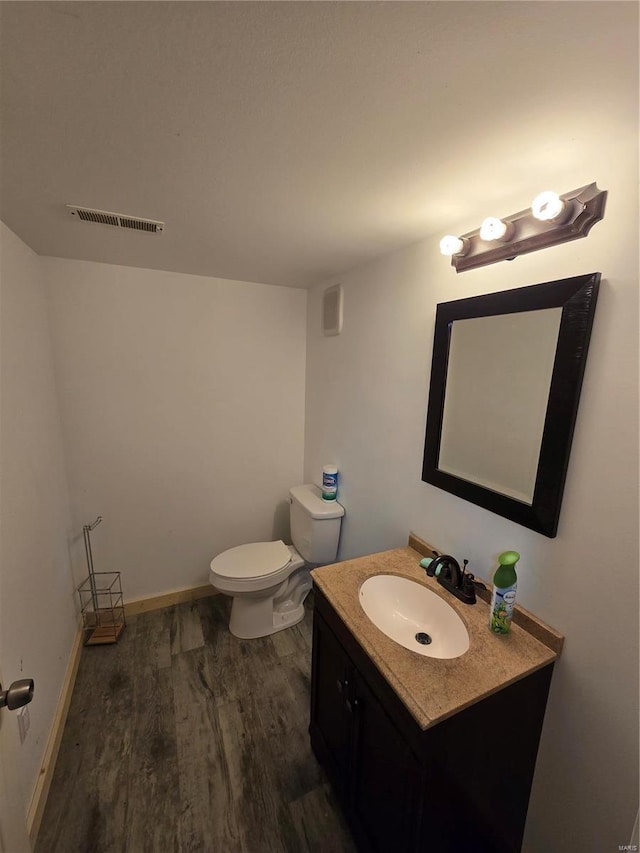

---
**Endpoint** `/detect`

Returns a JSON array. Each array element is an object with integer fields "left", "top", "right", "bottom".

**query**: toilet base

[
  {"left": 228, "top": 566, "right": 312, "bottom": 639},
  {"left": 229, "top": 598, "right": 306, "bottom": 639}
]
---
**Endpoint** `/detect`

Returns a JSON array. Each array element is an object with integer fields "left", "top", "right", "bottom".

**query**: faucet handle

[{"left": 461, "top": 568, "right": 477, "bottom": 603}]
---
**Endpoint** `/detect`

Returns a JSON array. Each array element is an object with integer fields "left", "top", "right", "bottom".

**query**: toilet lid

[{"left": 210, "top": 540, "right": 292, "bottom": 580}]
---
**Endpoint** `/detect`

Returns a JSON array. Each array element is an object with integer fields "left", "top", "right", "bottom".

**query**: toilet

[{"left": 209, "top": 484, "right": 345, "bottom": 639}]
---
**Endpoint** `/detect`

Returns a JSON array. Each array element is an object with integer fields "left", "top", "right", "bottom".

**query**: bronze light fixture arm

[{"left": 447, "top": 183, "right": 607, "bottom": 273}]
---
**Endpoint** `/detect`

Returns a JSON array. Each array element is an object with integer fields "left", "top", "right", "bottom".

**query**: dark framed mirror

[{"left": 422, "top": 273, "right": 600, "bottom": 537}]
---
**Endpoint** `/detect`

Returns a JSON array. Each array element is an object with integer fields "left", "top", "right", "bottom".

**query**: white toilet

[{"left": 209, "top": 484, "right": 345, "bottom": 639}]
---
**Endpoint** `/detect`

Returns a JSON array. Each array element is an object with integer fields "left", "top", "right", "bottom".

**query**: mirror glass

[
  {"left": 422, "top": 274, "right": 600, "bottom": 537},
  {"left": 439, "top": 308, "right": 561, "bottom": 503}
]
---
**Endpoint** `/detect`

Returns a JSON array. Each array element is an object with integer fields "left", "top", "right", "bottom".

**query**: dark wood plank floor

[{"left": 36, "top": 594, "right": 356, "bottom": 853}]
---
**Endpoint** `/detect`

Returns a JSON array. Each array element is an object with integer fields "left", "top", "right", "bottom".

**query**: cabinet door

[
  {"left": 351, "top": 672, "right": 422, "bottom": 853},
  {"left": 309, "top": 610, "right": 354, "bottom": 802}
]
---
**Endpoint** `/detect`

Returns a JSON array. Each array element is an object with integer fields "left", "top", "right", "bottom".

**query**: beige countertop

[{"left": 311, "top": 535, "right": 563, "bottom": 731}]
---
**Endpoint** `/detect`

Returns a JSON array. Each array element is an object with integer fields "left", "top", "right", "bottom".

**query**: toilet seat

[
  {"left": 210, "top": 540, "right": 292, "bottom": 580},
  {"left": 209, "top": 541, "right": 305, "bottom": 600}
]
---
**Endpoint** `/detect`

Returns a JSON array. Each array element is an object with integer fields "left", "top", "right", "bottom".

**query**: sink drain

[{"left": 415, "top": 632, "right": 432, "bottom": 645}]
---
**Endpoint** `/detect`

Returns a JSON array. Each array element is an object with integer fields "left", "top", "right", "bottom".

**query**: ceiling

[{"left": 0, "top": 2, "right": 636, "bottom": 288}]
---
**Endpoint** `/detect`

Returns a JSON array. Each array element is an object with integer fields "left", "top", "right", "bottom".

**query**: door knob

[{"left": 0, "top": 679, "right": 34, "bottom": 710}]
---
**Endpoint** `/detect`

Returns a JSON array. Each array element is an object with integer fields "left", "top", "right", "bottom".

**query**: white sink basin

[{"left": 359, "top": 574, "right": 470, "bottom": 659}]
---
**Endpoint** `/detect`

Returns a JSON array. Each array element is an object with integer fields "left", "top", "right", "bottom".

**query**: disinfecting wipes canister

[{"left": 322, "top": 465, "right": 338, "bottom": 501}]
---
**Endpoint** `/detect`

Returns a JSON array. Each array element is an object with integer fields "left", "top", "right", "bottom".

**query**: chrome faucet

[{"left": 425, "top": 554, "right": 477, "bottom": 605}]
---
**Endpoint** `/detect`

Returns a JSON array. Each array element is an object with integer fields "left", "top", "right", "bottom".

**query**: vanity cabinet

[
  {"left": 312, "top": 604, "right": 422, "bottom": 850},
  {"left": 310, "top": 586, "right": 554, "bottom": 853}
]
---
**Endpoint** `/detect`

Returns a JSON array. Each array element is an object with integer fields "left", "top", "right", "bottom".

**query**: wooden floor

[{"left": 36, "top": 593, "right": 356, "bottom": 853}]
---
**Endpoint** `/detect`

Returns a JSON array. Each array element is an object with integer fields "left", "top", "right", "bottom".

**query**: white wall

[
  {"left": 0, "top": 223, "right": 77, "bottom": 849},
  {"left": 43, "top": 258, "right": 307, "bottom": 600},
  {"left": 304, "top": 92, "right": 639, "bottom": 853}
]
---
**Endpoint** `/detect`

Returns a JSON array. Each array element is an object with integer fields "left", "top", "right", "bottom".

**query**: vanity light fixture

[{"left": 441, "top": 182, "right": 607, "bottom": 273}]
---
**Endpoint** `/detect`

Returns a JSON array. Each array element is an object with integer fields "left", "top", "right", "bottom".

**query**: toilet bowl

[
  {"left": 209, "top": 484, "right": 344, "bottom": 639},
  {"left": 209, "top": 540, "right": 308, "bottom": 638}
]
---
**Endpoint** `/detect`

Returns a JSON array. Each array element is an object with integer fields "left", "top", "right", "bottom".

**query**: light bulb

[
  {"left": 439, "top": 235, "right": 465, "bottom": 256},
  {"left": 480, "top": 217, "right": 509, "bottom": 242},
  {"left": 532, "top": 191, "right": 565, "bottom": 222}
]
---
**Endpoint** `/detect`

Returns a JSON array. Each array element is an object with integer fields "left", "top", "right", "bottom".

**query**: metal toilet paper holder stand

[{"left": 77, "top": 516, "right": 125, "bottom": 645}]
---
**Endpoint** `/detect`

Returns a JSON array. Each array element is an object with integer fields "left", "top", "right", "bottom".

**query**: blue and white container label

[{"left": 322, "top": 469, "right": 338, "bottom": 500}]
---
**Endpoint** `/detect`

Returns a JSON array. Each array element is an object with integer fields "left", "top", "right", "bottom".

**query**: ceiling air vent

[{"left": 66, "top": 205, "right": 164, "bottom": 233}]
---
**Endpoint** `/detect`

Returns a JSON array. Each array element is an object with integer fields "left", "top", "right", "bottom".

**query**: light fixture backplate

[{"left": 451, "top": 183, "right": 606, "bottom": 273}]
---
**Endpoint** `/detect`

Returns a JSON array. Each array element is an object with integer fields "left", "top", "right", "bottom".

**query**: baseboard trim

[
  {"left": 27, "top": 620, "right": 84, "bottom": 847},
  {"left": 123, "top": 583, "right": 219, "bottom": 617}
]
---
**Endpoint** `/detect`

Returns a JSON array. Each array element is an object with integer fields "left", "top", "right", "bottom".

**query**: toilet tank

[{"left": 289, "top": 484, "right": 344, "bottom": 564}]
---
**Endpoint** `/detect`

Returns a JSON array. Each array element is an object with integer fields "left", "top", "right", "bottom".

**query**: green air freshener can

[{"left": 489, "top": 551, "right": 520, "bottom": 635}]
